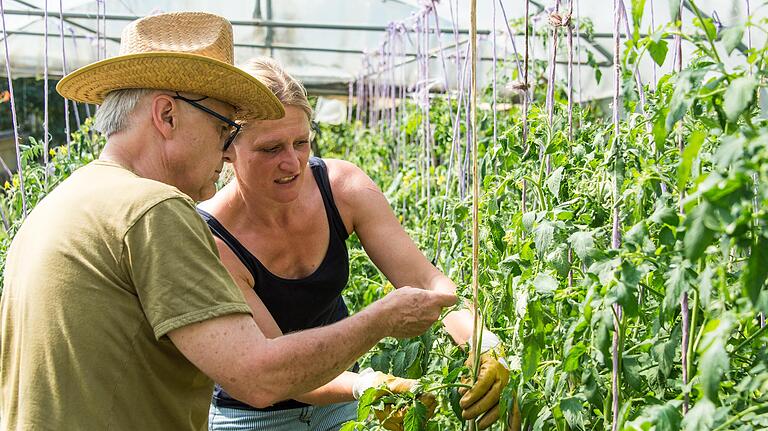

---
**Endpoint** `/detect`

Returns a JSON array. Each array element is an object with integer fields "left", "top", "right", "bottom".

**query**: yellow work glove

[
  {"left": 353, "top": 369, "right": 437, "bottom": 431},
  {"left": 459, "top": 332, "right": 521, "bottom": 430}
]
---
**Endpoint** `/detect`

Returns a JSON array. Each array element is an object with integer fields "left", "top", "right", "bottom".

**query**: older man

[{"left": 0, "top": 12, "right": 455, "bottom": 430}]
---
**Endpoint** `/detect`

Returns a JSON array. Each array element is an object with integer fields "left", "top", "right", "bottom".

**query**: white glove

[
  {"left": 468, "top": 330, "right": 508, "bottom": 369},
  {"left": 352, "top": 367, "right": 387, "bottom": 399}
]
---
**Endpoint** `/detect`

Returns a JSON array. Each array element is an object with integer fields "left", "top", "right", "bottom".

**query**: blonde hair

[{"left": 239, "top": 57, "right": 313, "bottom": 123}]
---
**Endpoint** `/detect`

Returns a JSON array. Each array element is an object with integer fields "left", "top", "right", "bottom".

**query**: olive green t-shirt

[{"left": 0, "top": 160, "right": 252, "bottom": 430}]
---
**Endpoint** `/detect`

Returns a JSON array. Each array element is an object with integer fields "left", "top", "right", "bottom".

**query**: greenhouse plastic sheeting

[{"left": 0, "top": 0, "right": 763, "bottom": 102}]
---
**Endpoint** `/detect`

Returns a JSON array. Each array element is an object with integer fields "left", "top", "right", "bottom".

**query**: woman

[{"left": 199, "top": 58, "right": 510, "bottom": 431}]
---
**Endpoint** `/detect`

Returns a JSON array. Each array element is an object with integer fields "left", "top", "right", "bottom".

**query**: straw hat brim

[{"left": 56, "top": 52, "right": 285, "bottom": 120}]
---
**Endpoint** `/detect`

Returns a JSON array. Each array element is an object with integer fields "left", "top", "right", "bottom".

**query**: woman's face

[{"left": 232, "top": 105, "right": 312, "bottom": 203}]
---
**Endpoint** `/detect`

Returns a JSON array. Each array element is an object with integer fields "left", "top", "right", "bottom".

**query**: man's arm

[{"left": 168, "top": 286, "right": 456, "bottom": 408}]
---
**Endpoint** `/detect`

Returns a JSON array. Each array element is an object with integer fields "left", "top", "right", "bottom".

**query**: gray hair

[{"left": 94, "top": 88, "right": 153, "bottom": 137}]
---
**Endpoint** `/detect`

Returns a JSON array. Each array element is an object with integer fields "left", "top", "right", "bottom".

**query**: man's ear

[{"left": 151, "top": 94, "right": 177, "bottom": 140}]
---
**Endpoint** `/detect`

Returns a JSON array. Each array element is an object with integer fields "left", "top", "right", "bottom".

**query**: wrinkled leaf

[
  {"left": 721, "top": 25, "right": 744, "bottom": 55},
  {"left": 560, "top": 397, "right": 585, "bottom": 430},
  {"left": 533, "top": 273, "right": 558, "bottom": 295},
  {"left": 724, "top": 76, "right": 758, "bottom": 122}
]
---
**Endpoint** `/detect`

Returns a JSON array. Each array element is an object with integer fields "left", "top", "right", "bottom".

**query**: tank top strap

[
  {"left": 309, "top": 157, "right": 349, "bottom": 241},
  {"left": 196, "top": 208, "right": 261, "bottom": 282}
]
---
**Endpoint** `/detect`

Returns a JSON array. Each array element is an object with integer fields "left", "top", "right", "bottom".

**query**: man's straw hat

[{"left": 56, "top": 12, "right": 284, "bottom": 120}]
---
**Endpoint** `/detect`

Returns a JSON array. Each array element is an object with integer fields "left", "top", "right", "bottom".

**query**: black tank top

[{"left": 198, "top": 157, "right": 352, "bottom": 411}]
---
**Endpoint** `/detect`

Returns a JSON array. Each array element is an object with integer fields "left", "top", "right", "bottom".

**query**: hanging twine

[
  {"left": 59, "top": 0, "right": 71, "bottom": 153},
  {"left": 0, "top": 0, "right": 28, "bottom": 217},
  {"left": 43, "top": 0, "right": 50, "bottom": 187},
  {"left": 469, "top": 0, "right": 481, "bottom": 430},
  {"left": 611, "top": 1, "right": 623, "bottom": 431}
]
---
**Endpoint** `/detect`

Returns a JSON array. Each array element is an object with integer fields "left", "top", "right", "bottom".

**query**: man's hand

[
  {"left": 459, "top": 351, "right": 510, "bottom": 430},
  {"left": 373, "top": 287, "right": 457, "bottom": 339}
]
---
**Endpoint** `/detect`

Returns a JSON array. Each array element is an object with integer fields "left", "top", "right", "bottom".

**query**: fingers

[
  {"left": 386, "top": 376, "right": 417, "bottom": 394},
  {"left": 428, "top": 290, "right": 458, "bottom": 307},
  {"left": 461, "top": 377, "right": 504, "bottom": 419},
  {"left": 459, "top": 362, "right": 496, "bottom": 410},
  {"left": 477, "top": 403, "right": 501, "bottom": 429}
]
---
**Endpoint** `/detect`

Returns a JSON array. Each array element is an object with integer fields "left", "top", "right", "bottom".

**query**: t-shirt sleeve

[{"left": 122, "top": 197, "right": 252, "bottom": 340}]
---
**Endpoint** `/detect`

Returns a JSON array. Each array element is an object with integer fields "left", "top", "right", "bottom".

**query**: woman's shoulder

[{"left": 320, "top": 158, "right": 379, "bottom": 197}]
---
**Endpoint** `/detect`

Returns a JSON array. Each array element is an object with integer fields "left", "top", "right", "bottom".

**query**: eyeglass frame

[{"left": 171, "top": 92, "right": 241, "bottom": 151}]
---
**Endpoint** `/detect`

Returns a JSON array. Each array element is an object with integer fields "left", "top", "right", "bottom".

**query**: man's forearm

[{"left": 239, "top": 304, "right": 389, "bottom": 406}]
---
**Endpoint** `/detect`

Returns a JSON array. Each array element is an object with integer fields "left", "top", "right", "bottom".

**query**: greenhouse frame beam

[
  {"left": 8, "top": 0, "right": 103, "bottom": 45},
  {"left": 0, "top": 30, "right": 371, "bottom": 55},
  {"left": 1, "top": 9, "right": 495, "bottom": 35}
]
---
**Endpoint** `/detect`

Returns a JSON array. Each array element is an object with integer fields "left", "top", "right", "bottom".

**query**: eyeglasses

[{"left": 172, "top": 92, "right": 241, "bottom": 151}]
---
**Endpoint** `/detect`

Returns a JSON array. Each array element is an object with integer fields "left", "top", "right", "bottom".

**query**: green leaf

[
  {"left": 677, "top": 130, "right": 706, "bottom": 192},
  {"left": 393, "top": 350, "right": 407, "bottom": 376},
  {"left": 560, "top": 397, "right": 585, "bottom": 430},
  {"left": 652, "top": 401, "right": 683, "bottom": 431},
  {"left": 648, "top": 39, "right": 669, "bottom": 66},
  {"left": 626, "top": 401, "right": 683, "bottom": 431},
  {"left": 682, "top": 398, "right": 715, "bottom": 431},
  {"left": 721, "top": 25, "right": 744, "bottom": 55},
  {"left": 357, "top": 388, "right": 378, "bottom": 421},
  {"left": 563, "top": 343, "right": 587, "bottom": 372},
  {"left": 533, "top": 273, "right": 558, "bottom": 295},
  {"left": 404, "top": 400, "right": 427, "bottom": 431},
  {"left": 666, "top": 71, "right": 702, "bottom": 130},
  {"left": 668, "top": 0, "right": 681, "bottom": 21},
  {"left": 449, "top": 387, "right": 463, "bottom": 421},
  {"left": 615, "top": 262, "right": 641, "bottom": 316},
  {"left": 499, "top": 383, "right": 518, "bottom": 427},
  {"left": 697, "top": 316, "right": 734, "bottom": 400},
  {"left": 622, "top": 355, "right": 643, "bottom": 391},
  {"left": 742, "top": 234, "right": 768, "bottom": 305},
  {"left": 653, "top": 109, "right": 669, "bottom": 153},
  {"left": 652, "top": 326, "right": 681, "bottom": 378},
  {"left": 650, "top": 204, "right": 679, "bottom": 227},
  {"left": 693, "top": 17, "right": 717, "bottom": 42},
  {"left": 371, "top": 351, "right": 391, "bottom": 372},
  {"left": 533, "top": 221, "right": 555, "bottom": 254},
  {"left": 339, "top": 422, "right": 359, "bottom": 431},
  {"left": 404, "top": 341, "right": 423, "bottom": 378},
  {"left": 522, "top": 211, "right": 537, "bottom": 231},
  {"left": 589, "top": 257, "right": 620, "bottom": 286},
  {"left": 569, "top": 231, "right": 595, "bottom": 262},
  {"left": 545, "top": 166, "right": 564, "bottom": 198},
  {"left": 683, "top": 202, "right": 715, "bottom": 261},
  {"left": 724, "top": 76, "right": 758, "bottom": 122},
  {"left": 663, "top": 261, "right": 692, "bottom": 320},
  {"left": 713, "top": 135, "right": 745, "bottom": 169}
]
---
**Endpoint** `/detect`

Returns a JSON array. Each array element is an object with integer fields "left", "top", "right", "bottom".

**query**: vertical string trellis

[
  {"left": 544, "top": 0, "right": 562, "bottom": 175},
  {"left": 745, "top": 0, "right": 764, "bottom": 330},
  {"left": 522, "top": 0, "right": 531, "bottom": 214},
  {"left": 469, "top": 1, "right": 482, "bottom": 430},
  {"left": 610, "top": 0, "right": 623, "bottom": 429},
  {"left": 673, "top": 0, "right": 691, "bottom": 415},
  {"left": 43, "top": 0, "right": 50, "bottom": 187},
  {"left": 59, "top": 0, "right": 71, "bottom": 154},
  {"left": 0, "top": 0, "right": 27, "bottom": 218}
]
